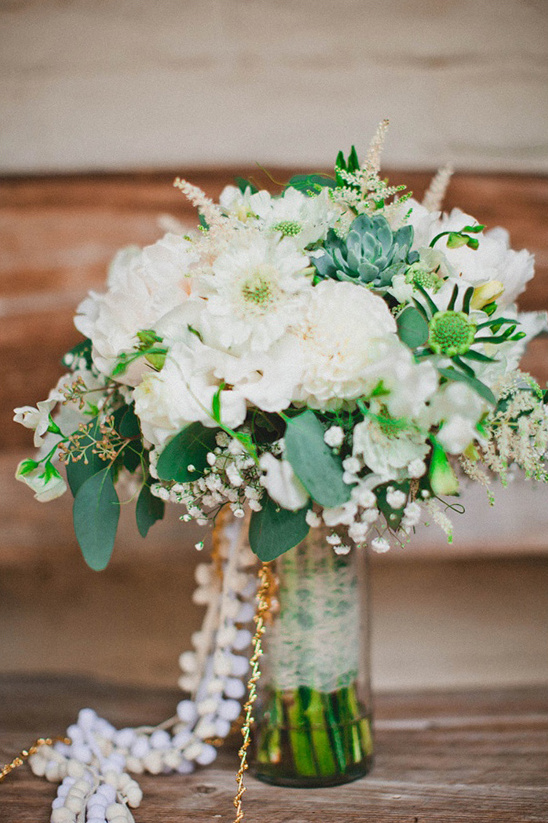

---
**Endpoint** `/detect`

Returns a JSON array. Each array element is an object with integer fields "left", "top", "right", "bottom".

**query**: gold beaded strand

[
  {"left": 233, "top": 562, "right": 273, "bottom": 823},
  {"left": 0, "top": 736, "right": 71, "bottom": 782}
]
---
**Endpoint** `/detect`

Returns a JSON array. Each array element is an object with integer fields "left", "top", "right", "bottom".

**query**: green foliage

[
  {"left": 313, "top": 213, "right": 418, "bottom": 291},
  {"left": 284, "top": 411, "right": 351, "bottom": 507},
  {"left": 375, "top": 481, "right": 410, "bottom": 530},
  {"left": 136, "top": 481, "right": 165, "bottom": 537},
  {"left": 335, "top": 145, "right": 360, "bottom": 187},
  {"left": 235, "top": 177, "right": 258, "bottom": 194},
  {"left": 397, "top": 306, "right": 429, "bottom": 349},
  {"left": 117, "top": 404, "right": 141, "bottom": 439},
  {"left": 248, "top": 495, "right": 310, "bottom": 561},
  {"left": 156, "top": 423, "right": 220, "bottom": 483},
  {"left": 62, "top": 338, "right": 93, "bottom": 370},
  {"left": 286, "top": 174, "right": 336, "bottom": 196},
  {"left": 65, "top": 417, "right": 106, "bottom": 496},
  {"left": 73, "top": 467, "right": 120, "bottom": 570},
  {"left": 438, "top": 366, "right": 496, "bottom": 406}
]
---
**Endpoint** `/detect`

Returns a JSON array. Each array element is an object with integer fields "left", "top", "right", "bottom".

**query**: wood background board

[
  {"left": 1, "top": 0, "right": 547, "bottom": 173},
  {"left": 0, "top": 677, "right": 547, "bottom": 821}
]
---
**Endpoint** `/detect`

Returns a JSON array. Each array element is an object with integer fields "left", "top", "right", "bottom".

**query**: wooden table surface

[{"left": 0, "top": 675, "right": 547, "bottom": 822}]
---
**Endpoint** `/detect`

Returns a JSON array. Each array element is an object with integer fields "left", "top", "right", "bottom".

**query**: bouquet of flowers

[
  {"left": 15, "top": 123, "right": 548, "bottom": 565},
  {"left": 12, "top": 122, "right": 548, "bottom": 819}
]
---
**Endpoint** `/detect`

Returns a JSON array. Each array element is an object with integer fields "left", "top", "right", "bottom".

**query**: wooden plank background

[{"left": 1, "top": 0, "right": 547, "bottom": 173}]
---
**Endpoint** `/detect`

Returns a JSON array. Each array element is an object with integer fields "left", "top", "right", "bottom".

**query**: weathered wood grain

[
  {"left": 1, "top": 0, "right": 547, "bottom": 173},
  {"left": 0, "top": 678, "right": 547, "bottom": 821}
]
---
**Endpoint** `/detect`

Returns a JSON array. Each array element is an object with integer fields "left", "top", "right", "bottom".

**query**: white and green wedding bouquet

[{"left": 13, "top": 123, "right": 548, "bottom": 820}]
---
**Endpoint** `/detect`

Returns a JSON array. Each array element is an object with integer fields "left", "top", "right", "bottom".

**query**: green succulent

[{"left": 313, "top": 213, "right": 418, "bottom": 291}]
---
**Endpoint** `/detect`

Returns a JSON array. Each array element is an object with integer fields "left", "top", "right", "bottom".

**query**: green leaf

[
  {"left": 438, "top": 367, "right": 496, "bottom": 405},
  {"left": 122, "top": 443, "right": 143, "bottom": 473},
  {"left": 397, "top": 306, "right": 429, "bottom": 348},
  {"left": 65, "top": 417, "right": 106, "bottom": 496},
  {"left": 136, "top": 482, "right": 165, "bottom": 538},
  {"left": 235, "top": 177, "right": 258, "bottom": 194},
  {"left": 286, "top": 174, "right": 335, "bottom": 196},
  {"left": 156, "top": 423, "right": 220, "bottom": 482},
  {"left": 284, "top": 411, "right": 351, "bottom": 507},
  {"left": 73, "top": 467, "right": 120, "bottom": 570},
  {"left": 62, "top": 338, "right": 93, "bottom": 370},
  {"left": 117, "top": 405, "right": 141, "bottom": 438},
  {"left": 248, "top": 495, "right": 310, "bottom": 562}
]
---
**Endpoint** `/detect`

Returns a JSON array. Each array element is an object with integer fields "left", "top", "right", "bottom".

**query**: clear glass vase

[{"left": 253, "top": 530, "right": 373, "bottom": 787}]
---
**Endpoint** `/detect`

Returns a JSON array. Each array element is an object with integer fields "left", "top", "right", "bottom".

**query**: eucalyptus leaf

[
  {"left": 438, "top": 367, "right": 496, "bottom": 405},
  {"left": 136, "top": 482, "right": 165, "bottom": 538},
  {"left": 117, "top": 405, "right": 141, "bottom": 438},
  {"left": 397, "top": 306, "right": 429, "bottom": 349},
  {"left": 284, "top": 411, "right": 351, "bottom": 507},
  {"left": 248, "top": 495, "right": 310, "bottom": 562},
  {"left": 156, "top": 423, "right": 220, "bottom": 482},
  {"left": 73, "top": 467, "right": 120, "bottom": 571}
]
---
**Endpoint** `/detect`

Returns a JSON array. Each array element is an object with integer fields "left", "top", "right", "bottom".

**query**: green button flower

[{"left": 428, "top": 310, "right": 476, "bottom": 357}]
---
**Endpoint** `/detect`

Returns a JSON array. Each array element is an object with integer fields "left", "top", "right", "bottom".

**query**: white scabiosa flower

[
  {"left": 249, "top": 186, "right": 335, "bottom": 248},
  {"left": 259, "top": 454, "right": 309, "bottom": 511},
  {"left": 294, "top": 280, "right": 398, "bottom": 409},
  {"left": 195, "top": 232, "right": 312, "bottom": 353}
]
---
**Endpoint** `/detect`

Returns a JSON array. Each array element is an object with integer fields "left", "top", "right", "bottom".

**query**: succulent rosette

[{"left": 15, "top": 125, "right": 548, "bottom": 571}]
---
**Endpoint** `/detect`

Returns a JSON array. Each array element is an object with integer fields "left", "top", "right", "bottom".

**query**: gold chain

[
  {"left": 0, "top": 737, "right": 71, "bottom": 783},
  {"left": 233, "top": 562, "right": 272, "bottom": 823}
]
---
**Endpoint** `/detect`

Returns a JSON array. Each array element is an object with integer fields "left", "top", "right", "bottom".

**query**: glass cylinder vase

[{"left": 253, "top": 530, "right": 373, "bottom": 787}]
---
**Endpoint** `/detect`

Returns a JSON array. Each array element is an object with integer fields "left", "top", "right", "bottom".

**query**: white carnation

[{"left": 294, "top": 280, "right": 398, "bottom": 409}]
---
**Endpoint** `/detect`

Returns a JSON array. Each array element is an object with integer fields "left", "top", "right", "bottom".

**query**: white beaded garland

[{"left": 31, "top": 515, "right": 259, "bottom": 823}]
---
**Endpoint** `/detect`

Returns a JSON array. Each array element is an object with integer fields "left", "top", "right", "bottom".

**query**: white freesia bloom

[
  {"left": 13, "top": 398, "right": 58, "bottom": 447},
  {"left": 16, "top": 461, "right": 67, "bottom": 502},
  {"left": 424, "top": 210, "right": 534, "bottom": 308},
  {"left": 426, "top": 382, "right": 486, "bottom": 454},
  {"left": 194, "top": 232, "right": 312, "bottom": 354},
  {"left": 259, "top": 453, "right": 309, "bottom": 511},
  {"left": 293, "top": 280, "right": 398, "bottom": 409},
  {"left": 76, "top": 235, "right": 198, "bottom": 384}
]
